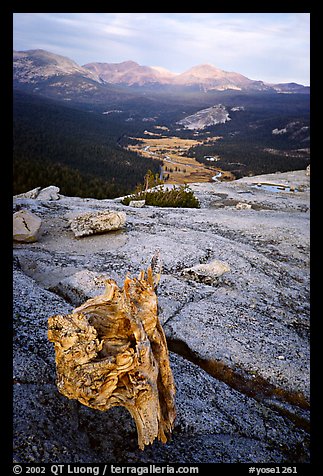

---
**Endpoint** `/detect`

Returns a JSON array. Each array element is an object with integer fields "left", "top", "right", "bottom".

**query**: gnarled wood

[{"left": 48, "top": 258, "right": 176, "bottom": 449}]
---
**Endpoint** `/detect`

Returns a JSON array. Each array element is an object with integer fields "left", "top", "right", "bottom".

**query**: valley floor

[{"left": 127, "top": 133, "right": 234, "bottom": 184}]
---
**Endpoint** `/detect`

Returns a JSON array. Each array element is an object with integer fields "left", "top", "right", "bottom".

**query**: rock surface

[
  {"left": 49, "top": 270, "right": 108, "bottom": 306},
  {"left": 13, "top": 209, "right": 42, "bottom": 243},
  {"left": 13, "top": 170, "right": 310, "bottom": 463}
]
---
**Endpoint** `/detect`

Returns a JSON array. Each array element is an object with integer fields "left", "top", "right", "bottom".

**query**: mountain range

[
  {"left": 13, "top": 49, "right": 309, "bottom": 100},
  {"left": 83, "top": 60, "right": 269, "bottom": 92}
]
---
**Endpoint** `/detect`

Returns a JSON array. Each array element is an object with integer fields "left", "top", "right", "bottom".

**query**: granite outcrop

[{"left": 13, "top": 170, "right": 310, "bottom": 463}]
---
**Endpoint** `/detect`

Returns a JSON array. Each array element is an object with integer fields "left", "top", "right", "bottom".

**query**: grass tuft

[{"left": 122, "top": 185, "right": 200, "bottom": 208}]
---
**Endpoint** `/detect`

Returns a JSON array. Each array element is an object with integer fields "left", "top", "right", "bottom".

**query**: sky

[{"left": 13, "top": 13, "right": 310, "bottom": 85}]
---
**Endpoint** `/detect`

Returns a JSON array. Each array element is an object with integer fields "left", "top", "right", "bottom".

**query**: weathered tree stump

[{"left": 48, "top": 259, "right": 176, "bottom": 449}]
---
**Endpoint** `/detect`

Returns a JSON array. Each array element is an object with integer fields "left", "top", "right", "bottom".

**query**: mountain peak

[
  {"left": 187, "top": 63, "right": 220, "bottom": 71},
  {"left": 13, "top": 48, "right": 98, "bottom": 82},
  {"left": 172, "top": 63, "right": 255, "bottom": 91},
  {"left": 14, "top": 49, "right": 80, "bottom": 67},
  {"left": 179, "top": 63, "right": 245, "bottom": 79},
  {"left": 83, "top": 60, "right": 175, "bottom": 86}
]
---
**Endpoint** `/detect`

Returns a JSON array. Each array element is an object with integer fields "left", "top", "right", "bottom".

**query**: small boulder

[
  {"left": 13, "top": 210, "right": 42, "bottom": 243},
  {"left": 14, "top": 187, "right": 41, "bottom": 199},
  {"left": 36, "top": 186, "right": 60, "bottom": 201},
  {"left": 69, "top": 210, "right": 126, "bottom": 238},
  {"left": 182, "top": 259, "right": 230, "bottom": 285},
  {"left": 129, "top": 200, "right": 146, "bottom": 208},
  {"left": 236, "top": 202, "right": 252, "bottom": 210}
]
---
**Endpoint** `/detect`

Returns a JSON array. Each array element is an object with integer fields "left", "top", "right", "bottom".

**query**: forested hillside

[
  {"left": 13, "top": 91, "right": 161, "bottom": 198},
  {"left": 184, "top": 94, "right": 310, "bottom": 178}
]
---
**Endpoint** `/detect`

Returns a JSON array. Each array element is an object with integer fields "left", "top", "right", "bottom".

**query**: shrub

[{"left": 121, "top": 185, "right": 200, "bottom": 208}]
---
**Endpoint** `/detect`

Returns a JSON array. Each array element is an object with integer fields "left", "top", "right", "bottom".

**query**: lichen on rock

[{"left": 48, "top": 258, "right": 176, "bottom": 450}]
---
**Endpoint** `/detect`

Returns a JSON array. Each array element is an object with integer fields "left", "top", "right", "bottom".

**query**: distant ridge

[
  {"left": 83, "top": 60, "right": 177, "bottom": 86},
  {"left": 13, "top": 49, "right": 100, "bottom": 82},
  {"left": 170, "top": 63, "right": 269, "bottom": 91},
  {"left": 13, "top": 48, "right": 310, "bottom": 96}
]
